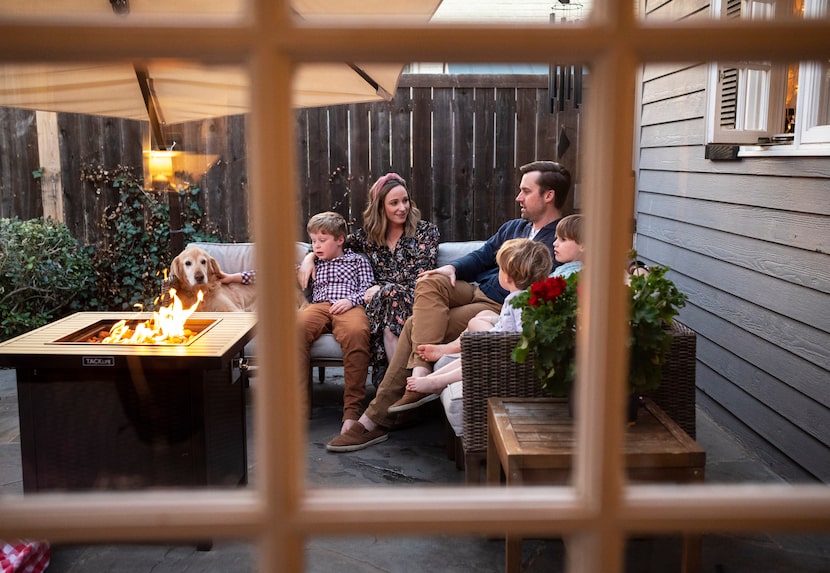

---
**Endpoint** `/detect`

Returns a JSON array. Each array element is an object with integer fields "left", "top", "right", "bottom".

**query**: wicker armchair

[{"left": 457, "top": 320, "right": 697, "bottom": 483}]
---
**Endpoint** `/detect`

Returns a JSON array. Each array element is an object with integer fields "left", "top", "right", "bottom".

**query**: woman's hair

[
  {"left": 555, "top": 213, "right": 583, "bottom": 244},
  {"left": 496, "top": 238, "right": 553, "bottom": 290},
  {"left": 362, "top": 173, "right": 421, "bottom": 246},
  {"left": 307, "top": 211, "right": 348, "bottom": 239}
]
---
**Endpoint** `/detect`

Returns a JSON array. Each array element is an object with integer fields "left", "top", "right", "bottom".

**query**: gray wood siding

[{"left": 638, "top": 0, "right": 830, "bottom": 482}]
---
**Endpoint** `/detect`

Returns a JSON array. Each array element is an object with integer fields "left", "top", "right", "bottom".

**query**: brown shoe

[
  {"left": 387, "top": 389, "right": 439, "bottom": 413},
  {"left": 325, "top": 422, "right": 388, "bottom": 453}
]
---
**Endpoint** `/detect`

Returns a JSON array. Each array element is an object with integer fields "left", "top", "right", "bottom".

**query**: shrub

[{"left": 0, "top": 217, "right": 95, "bottom": 342}]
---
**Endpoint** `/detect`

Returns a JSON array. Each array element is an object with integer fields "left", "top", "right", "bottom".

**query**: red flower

[{"left": 528, "top": 276, "right": 567, "bottom": 306}]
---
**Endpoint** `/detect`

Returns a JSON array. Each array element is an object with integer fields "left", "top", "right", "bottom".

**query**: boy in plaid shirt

[{"left": 298, "top": 212, "right": 375, "bottom": 426}]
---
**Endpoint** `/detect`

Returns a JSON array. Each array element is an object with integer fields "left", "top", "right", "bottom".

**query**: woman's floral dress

[{"left": 347, "top": 219, "right": 439, "bottom": 383}]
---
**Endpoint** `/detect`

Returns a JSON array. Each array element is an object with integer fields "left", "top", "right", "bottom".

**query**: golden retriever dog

[{"left": 167, "top": 246, "right": 256, "bottom": 312}]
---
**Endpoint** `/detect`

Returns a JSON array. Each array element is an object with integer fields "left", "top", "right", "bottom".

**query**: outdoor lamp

[{"left": 145, "top": 149, "right": 177, "bottom": 191}]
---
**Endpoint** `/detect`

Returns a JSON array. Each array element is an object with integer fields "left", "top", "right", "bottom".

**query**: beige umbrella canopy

[{"left": 0, "top": 0, "right": 442, "bottom": 139}]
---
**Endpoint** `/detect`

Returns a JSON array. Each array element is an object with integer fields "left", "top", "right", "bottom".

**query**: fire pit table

[{"left": 0, "top": 311, "right": 256, "bottom": 493}]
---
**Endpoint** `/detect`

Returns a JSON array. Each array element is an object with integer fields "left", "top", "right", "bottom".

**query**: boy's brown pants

[{"left": 298, "top": 302, "right": 370, "bottom": 421}]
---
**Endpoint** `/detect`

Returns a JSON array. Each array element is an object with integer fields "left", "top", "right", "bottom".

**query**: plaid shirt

[{"left": 311, "top": 249, "right": 375, "bottom": 307}]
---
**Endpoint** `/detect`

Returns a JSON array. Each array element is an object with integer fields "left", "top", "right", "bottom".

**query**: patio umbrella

[{"left": 0, "top": 0, "right": 443, "bottom": 144}]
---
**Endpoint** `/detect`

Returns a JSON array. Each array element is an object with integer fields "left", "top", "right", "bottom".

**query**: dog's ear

[
  {"left": 168, "top": 255, "right": 182, "bottom": 285},
  {"left": 208, "top": 256, "right": 224, "bottom": 280}
]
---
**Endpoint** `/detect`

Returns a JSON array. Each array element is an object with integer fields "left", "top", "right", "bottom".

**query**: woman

[{"left": 299, "top": 173, "right": 439, "bottom": 385}]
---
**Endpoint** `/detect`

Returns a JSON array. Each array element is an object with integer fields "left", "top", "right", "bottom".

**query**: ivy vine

[{"left": 81, "top": 164, "right": 217, "bottom": 311}]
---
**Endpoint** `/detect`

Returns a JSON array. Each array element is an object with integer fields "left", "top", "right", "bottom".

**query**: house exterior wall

[{"left": 636, "top": 1, "right": 830, "bottom": 482}]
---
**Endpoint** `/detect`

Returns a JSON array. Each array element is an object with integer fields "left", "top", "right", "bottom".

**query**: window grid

[{"left": 0, "top": 2, "right": 829, "bottom": 573}]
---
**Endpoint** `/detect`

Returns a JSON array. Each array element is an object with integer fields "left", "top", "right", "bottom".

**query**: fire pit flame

[{"left": 97, "top": 289, "right": 204, "bottom": 344}]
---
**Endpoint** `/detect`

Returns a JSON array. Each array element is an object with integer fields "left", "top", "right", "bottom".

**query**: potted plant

[{"left": 510, "top": 265, "right": 687, "bottom": 420}]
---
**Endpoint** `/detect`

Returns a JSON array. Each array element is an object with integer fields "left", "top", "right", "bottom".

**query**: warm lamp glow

[
  {"left": 146, "top": 150, "right": 177, "bottom": 189},
  {"left": 143, "top": 149, "right": 219, "bottom": 191}
]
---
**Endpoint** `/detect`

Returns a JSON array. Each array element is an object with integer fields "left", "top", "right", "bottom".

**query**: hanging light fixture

[{"left": 549, "top": 0, "right": 584, "bottom": 113}]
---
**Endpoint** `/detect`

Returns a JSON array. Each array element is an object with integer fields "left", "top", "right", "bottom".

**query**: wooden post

[
  {"left": 168, "top": 190, "right": 183, "bottom": 256},
  {"left": 36, "top": 111, "right": 64, "bottom": 222}
]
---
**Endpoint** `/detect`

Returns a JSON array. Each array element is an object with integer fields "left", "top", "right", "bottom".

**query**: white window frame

[
  {"left": 707, "top": 0, "right": 789, "bottom": 145},
  {"left": 708, "top": 0, "right": 830, "bottom": 155},
  {"left": 1, "top": 4, "right": 829, "bottom": 573},
  {"left": 797, "top": 0, "right": 830, "bottom": 143}
]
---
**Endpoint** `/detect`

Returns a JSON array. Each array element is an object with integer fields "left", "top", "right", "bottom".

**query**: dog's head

[{"left": 169, "top": 246, "right": 223, "bottom": 292}]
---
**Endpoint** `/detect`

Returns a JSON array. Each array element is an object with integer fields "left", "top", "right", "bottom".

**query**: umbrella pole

[{"left": 134, "top": 63, "right": 168, "bottom": 150}]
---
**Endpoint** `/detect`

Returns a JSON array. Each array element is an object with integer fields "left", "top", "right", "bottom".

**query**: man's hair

[
  {"left": 362, "top": 175, "right": 421, "bottom": 246},
  {"left": 496, "top": 238, "right": 553, "bottom": 290},
  {"left": 307, "top": 211, "right": 348, "bottom": 239},
  {"left": 555, "top": 213, "right": 583, "bottom": 244},
  {"left": 520, "top": 160, "right": 572, "bottom": 210}
]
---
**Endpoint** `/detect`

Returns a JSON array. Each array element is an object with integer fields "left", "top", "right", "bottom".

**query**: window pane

[{"left": 743, "top": 68, "right": 771, "bottom": 130}]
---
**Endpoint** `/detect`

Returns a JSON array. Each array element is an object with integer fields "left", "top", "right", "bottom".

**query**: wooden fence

[{"left": 0, "top": 74, "right": 581, "bottom": 245}]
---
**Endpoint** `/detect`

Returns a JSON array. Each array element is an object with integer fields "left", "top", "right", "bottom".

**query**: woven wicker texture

[{"left": 459, "top": 321, "right": 697, "bottom": 459}]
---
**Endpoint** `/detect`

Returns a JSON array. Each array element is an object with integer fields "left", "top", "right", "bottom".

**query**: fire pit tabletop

[{"left": 0, "top": 311, "right": 257, "bottom": 369}]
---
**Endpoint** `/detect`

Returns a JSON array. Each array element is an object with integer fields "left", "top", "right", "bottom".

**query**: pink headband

[{"left": 371, "top": 173, "right": 406, "bottom": 201}]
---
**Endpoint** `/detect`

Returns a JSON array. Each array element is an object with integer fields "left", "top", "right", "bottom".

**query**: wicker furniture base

[{"left": 457, "top": 320, "right": 697, "bottom": 483}]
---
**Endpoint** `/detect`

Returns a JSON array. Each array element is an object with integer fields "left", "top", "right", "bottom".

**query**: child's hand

[
  {"left": 218, "top": 272, "right": 241, "bottom": 284},
  {"left": 329, "top": 298, "right": 354, "bottom": 315},
  {"left": 297, "top": 252, "right": 316, "bottom": 288}
]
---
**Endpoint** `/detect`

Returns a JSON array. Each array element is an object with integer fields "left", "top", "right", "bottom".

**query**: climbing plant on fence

[{"left": 80, "top": 164, "right": 217, "bottom": 312}]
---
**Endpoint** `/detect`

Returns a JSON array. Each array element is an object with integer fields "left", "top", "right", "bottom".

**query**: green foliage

[
  {"left": 511, "top": 266, "right": 687, "bottom": 397},
  {"left": 511, "top": 274, "right": 579, "bottom": 396},
  {"left": 0, "top": 217, "right": 95, "bottom": 341},
  {"left": 627, "top": 265, "right": 688, "bottom": 393},
  {"left": 81, "top": 164, "right": 217, "bottom": 311}
]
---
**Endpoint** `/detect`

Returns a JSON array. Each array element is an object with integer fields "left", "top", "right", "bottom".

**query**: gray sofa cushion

[
  {"left": 436, "top": 241, "right": 485, "bottom": 268},
  {"left": 186, "top": 241, "right": 256, "bottom": 274}
]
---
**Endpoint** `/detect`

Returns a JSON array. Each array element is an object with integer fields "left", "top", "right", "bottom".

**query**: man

[{"left": 326, "top": 160, "right": 572, "bottom": 452}]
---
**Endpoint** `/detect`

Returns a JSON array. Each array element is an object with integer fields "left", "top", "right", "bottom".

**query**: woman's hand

[
  {"left": 297, "top": 251, "right": 315, "bottom": 288},
  {"left": 363, "top": 285, "right": 381, "bottom": 304}
]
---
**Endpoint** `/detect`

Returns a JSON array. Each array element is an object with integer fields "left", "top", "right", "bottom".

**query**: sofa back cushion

[
  {"left": 437, "top": 241, "right": 485, "bottom": 268},
  {"left": 185, "top": 242, "right": 256, "bottom": 275},
  {"left": 186, "top": 240, "right": 487, "bottom": 275}
]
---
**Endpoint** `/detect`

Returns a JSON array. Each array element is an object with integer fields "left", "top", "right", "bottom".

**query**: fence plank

[
  {"left": 411, "top": 85, "right": 433, "bottom": 220},
  {"left": 473, "top": 86, "right": 497, "bottom": 238},
  {"left": 36, "top": 111, "right": 62, "bottom": 221},
  {"left": 495, "top": 87, "right": 518, "bottom": 224},
  {"left": 348, "top": 103, "right": 370, "bottom": 226},
  {"left": 452, "top": 86, "right": 475, "bottom": 241},
  {"left": 431, "top": 85, "right": 454, "bottom": 241},
  {"left": 329, "top": 105, "right": 351, "bottom": 223}
]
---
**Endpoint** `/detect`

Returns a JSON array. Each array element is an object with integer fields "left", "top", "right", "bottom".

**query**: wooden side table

[{"left": 486, "top": 397, "right": 705, "bottom": 573}]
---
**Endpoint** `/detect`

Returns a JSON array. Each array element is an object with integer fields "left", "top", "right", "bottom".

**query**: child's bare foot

[
  {"left": 406, "top": 375, "right": 444, "bottom": 395},
  {"left": 341, "top": 419, "right": 358, "bottom": 434},
  {"left": 417, "top": 343, "right": 457, "bottom": 362}
]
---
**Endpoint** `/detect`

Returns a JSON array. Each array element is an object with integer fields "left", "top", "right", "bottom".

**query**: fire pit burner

[{"left": 51, "top": 318, "right": 218, "bottom": 346}]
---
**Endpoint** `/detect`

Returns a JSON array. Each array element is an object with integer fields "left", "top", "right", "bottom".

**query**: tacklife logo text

[{"left": 83, "top": 356, "right": 115, "bottom": 367}]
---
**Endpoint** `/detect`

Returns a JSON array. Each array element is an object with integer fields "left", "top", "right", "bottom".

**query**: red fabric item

[{"left": 0, "top": 540, "right": 50, "bottom": 573}]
